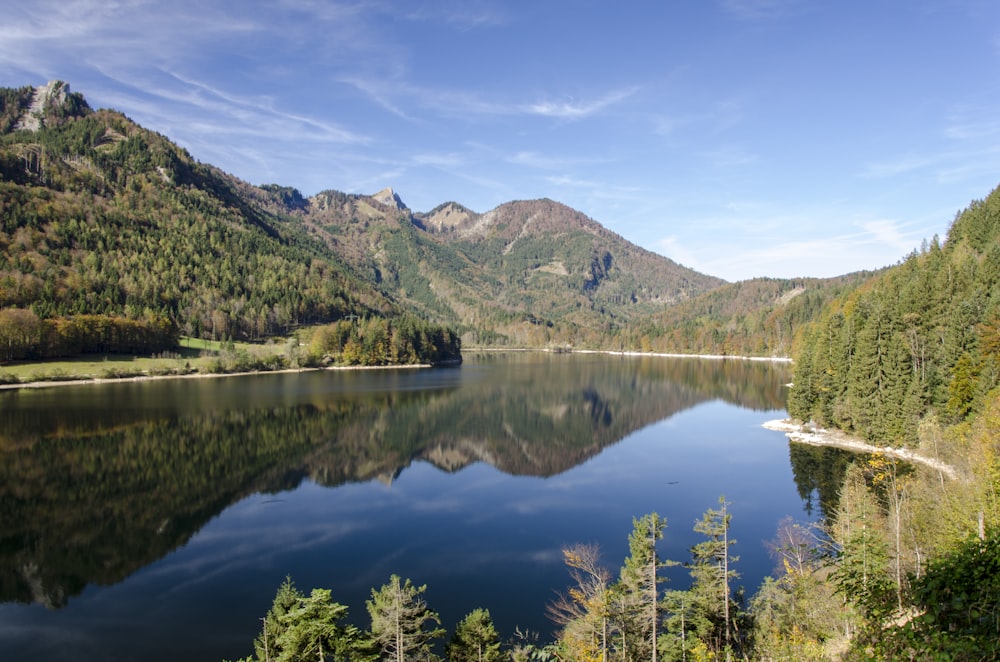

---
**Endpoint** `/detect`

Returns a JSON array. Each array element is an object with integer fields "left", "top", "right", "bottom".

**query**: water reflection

[{"left": 0, "top": 353, "right": 792, "bottom": 611}]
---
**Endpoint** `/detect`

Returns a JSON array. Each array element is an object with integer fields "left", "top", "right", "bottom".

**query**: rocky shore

[{"left": 763, "top": 419, "right": 959, "bottom": 480}]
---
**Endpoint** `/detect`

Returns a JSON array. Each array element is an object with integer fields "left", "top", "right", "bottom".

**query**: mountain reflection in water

[{"left": 0, "top": 352, "right": 847, "bottom": 662}]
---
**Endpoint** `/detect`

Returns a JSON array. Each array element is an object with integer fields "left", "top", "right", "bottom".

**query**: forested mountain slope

[
  {"left": 0, "top": 82, "right": 393, "bottom": 347},
  {"left": 789, "top": 184, "right": 1000, "bottom": 443},
  {"left": 750, "top": 182, "right": 1000, "bottom": 660},
  {"left": 1, "top": 81, "right": 868, "bottom": 359},
  {"left": 621, "top": 272, "right": 877, "bottom": 357},
  {"left": 292, "top": 190, "right": 725, "bottom": 347}
]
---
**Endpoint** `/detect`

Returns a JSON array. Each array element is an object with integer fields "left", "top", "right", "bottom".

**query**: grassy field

[{"left": 0, "top": 337, "right": 297, "bottom": 384}]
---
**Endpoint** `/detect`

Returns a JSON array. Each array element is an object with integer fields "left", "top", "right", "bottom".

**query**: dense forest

[
  {"left": 621, "top": 273, "right": 876, "bottom": 358},
  {"left": 789, "top": 187, "right": 1000, "bottom": 443}
]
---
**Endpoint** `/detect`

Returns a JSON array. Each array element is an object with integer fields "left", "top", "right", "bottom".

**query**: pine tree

[
  {"left": 687, "top": 497, "right": 740, "bottom": 658},
  {"left": 614, "top": 512, "right": 674, "bottom": 662},
  {"left": 366, "top": 574, "right": 445, "bottom": 662},
  {"left": 447, "top": 608, "right": 504, "bottom": 662},
  {"left": 275, "top": 588, "right": 359, "bottom": 662},
  {"left": 255, "top": 576, "right": 303, "bottom": 662}
]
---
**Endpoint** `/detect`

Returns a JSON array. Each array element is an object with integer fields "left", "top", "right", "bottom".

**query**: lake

[{"left": 0, "top": 352, "right": 849, "bottom": 661}]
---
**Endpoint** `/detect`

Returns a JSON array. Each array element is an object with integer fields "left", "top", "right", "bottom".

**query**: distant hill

[{"left": 623, "top": 272, "right": 878, "bottom": 357}]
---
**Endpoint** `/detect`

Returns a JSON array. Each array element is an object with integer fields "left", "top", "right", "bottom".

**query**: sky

[{"left": 2, "top": 0, "right": 1000, "bottom": 282}]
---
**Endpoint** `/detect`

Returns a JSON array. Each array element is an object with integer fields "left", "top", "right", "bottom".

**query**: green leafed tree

[
  {"left": 366, "top": 574, "right": 445, "bottom": 662},
  {"left": 446, "top": 608, "right": 504, "bottom": 662},
  {"left": 831, "top": 464, "right": 895, "bottom": 631},
  {"left": 872, "top": 530, "right": 1000, "bottom": 661}
]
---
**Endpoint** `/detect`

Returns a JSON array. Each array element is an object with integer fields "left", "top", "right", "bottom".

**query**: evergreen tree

[
  {"left": 614, "top": 512, "right": 673, "bottom": 662},
  {"left": 366, "top": 574, "right": 445, "bottom": 662},
  {"left": 447, "top": 608, "right": 504, "bottom": 662},
  {"left": 251, "top": 579, "right": 360, "bottom": 662},
  {"left": 275, "top": 588, "right": 360, "bottom": 662},
  {"left": 831, "top": 465, "right": 895, "bottom": 624},
  {"left": 687, "top": 497, "right": 740, "bottom": 658},
  {"left": 255, "top": 577, "right": 303, "bottom": 662}
]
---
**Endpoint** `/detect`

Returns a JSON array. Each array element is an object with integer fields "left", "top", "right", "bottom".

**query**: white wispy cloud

[
  {"left": 860, "top": 155, "right": 934, "bottom": 179},
  {"left": 720, "top": 0, "right": 807, "bottom": 20},
  {"left": 944, "top": 104, "right": 1000, "bottom": 141},
  {"left": 545, "top": 174, "right": 603, "bottom": 188},
  {"left": 698, "top": 145, "right": 759, "bottom": 168},
  {"left": 412, "top": 152, "right": 467, "bottom": 168},
  {"left": 523, "top": 87, "right": 639, "bottom": 119},
  {"left": 509, "top": 150, "right": 612, "bottom": 170},
  {"left": 652, "top": 113, "right": 687, "bottom": 136},
  {"left": 657, "top": 236, "right": 703, "bottom": 272},
  {"left": 684, "top": 237, "right": 868, "bottom": 281},
  {"left": 396, "top": 0, "right": 511, "bottom": 30}
]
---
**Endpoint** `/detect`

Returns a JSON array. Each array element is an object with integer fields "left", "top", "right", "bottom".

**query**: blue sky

[{"left": 3, "top": 0, "right": 1000, "bottom": 281}]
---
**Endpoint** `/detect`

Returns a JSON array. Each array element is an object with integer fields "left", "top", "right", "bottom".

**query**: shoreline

[
  {"left": 468, "top": 346, "right": 793, "bottom": 363},
  {"left": 0, "top": 362, "right": 434, "bottom": 391},
  {"left": 0, "top": 347, "right": 789, "bottom": 392},
  {"left": 762, "top": 419, "right": 959, "bottom": 480}
]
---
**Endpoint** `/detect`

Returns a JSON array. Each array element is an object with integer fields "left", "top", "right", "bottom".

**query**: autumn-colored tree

[{"left": 549, "top": 543, "right": 612, "bottom": 662}]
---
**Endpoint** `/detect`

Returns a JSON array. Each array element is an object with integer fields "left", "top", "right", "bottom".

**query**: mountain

[
  {"left": 293, "top": 189, "right": 724, "bottom": 346},
  {"left": 0, "top": 82, "right": 396, "bottom": 343},
  {"left": 0, "top": 81, "right": 780, "bottom": 353}
]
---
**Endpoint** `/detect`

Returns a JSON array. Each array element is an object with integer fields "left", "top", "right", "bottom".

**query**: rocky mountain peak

[
  {"left": 371, "top": 187, "right": 407, "bottom": 211},
  {"left": 13, "top": 80, "right": 85, "bottom": 132},
  {"left": 417, "top": 202, "right": 477, "bottom": 233}
]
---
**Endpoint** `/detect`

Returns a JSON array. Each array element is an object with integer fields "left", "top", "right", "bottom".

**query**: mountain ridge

[{"left": 0, "top": 81, "right": 867, "bottom": 354}]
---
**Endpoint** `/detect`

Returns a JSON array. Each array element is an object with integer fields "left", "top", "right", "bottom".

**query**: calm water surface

[{"left": 0, "top": 353, "right": 845, "bottom": 661}]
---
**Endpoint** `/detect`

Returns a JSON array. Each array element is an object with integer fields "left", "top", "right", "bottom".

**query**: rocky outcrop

[
  {"left": 13, "top": 80, "right": 73, "bottom": 132},
  {"left": 371, "top": 186, "right": 408, "bottom": 210}
]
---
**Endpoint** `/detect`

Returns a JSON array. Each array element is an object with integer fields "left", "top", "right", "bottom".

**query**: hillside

[
  {"left": 750, "top": 181, "right": 1000, "bottom": 659},
  {"left": 789, "top": 184, "right": 1000, "bottom": 443},
  {"left": 5, "top": 81, "right": 887, "bottom": 362},
  {"left": 0, "top": 83, "right": 393, "bottom": 349},
  {"left": 623, "top": 272, "right": 878, "bottom": 357},
  {"left": 289, "top": 190, "right": 725, "bottom": 347}
]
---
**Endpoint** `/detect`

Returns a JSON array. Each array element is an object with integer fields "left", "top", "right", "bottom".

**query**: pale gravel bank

[{"left": 763, "top": 419, "right": 959, "bottom": 481}]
